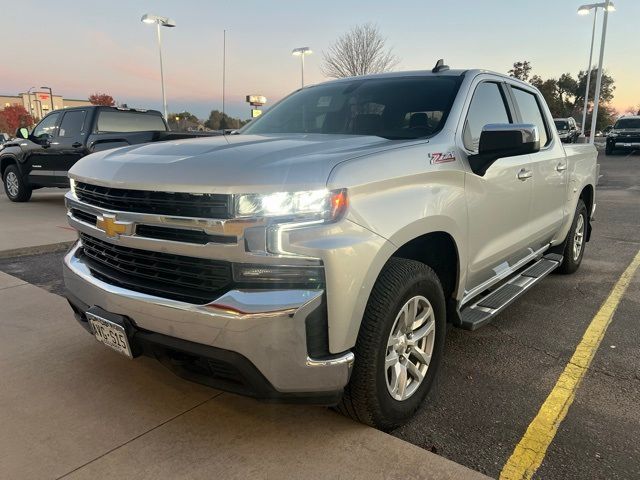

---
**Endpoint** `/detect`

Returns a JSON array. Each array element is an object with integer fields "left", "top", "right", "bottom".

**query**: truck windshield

[
  {"left": 614, "top": 118, "right": 640, "bottom": 129},
  {"left": 96, "top": 111, "right": 167, "bottom": 133},
  {"left": 554, "top": 120, "right": 569, "bottom": 130},
  {"left": 241, "top": 76, "right": 462, "bottom": 140}
]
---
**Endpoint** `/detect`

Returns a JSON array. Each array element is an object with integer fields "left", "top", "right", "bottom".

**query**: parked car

[
  {"left": 606, "top": 116, "right": 640, "bottom": 155},
  {"left": 1, "top": 106, "right": 218, "bottom": 202},
  {"left": 63, "top": 66, "right": 597, "bottom": 429},
  {"left": 553, "top": 117, "right": 580, "bottom": 143}
]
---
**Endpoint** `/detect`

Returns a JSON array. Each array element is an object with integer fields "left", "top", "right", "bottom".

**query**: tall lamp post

[
  {"left": 291, "top": 47, "right": 312, "bottom": 88},
  {"left": 40, "top": 86, "right": 55, "bottom": 112},
  {"left": 577, "top": 1, "right": 615, "bottom": 142},
  {"left": 141, "top": 13, "right": 176, "bottom": 120},
  {"left": 26, "top": 86, "right": 36, "bottom": 120}
]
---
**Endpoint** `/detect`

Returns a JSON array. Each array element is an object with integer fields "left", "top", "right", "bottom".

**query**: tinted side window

[
  {"left": 512, "top": 87, "right": 549, "bottom": 146},
  {"left": 59, "top": 110, "right": 87, "bottom": 137},
  {"left": 96, "top": 111, "right": 166, "bottom": 133},
  {"left": 33, "top": 112, "right": 61, "bottom": 138},
  {"left": 463, "top": 82, "right": 511, "bottom": 152}
]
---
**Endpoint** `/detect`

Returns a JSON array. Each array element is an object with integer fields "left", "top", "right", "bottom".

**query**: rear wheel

[
  {"left": 557, "top": 199, "right": 587, "bottom": 274},
  {"left": 337, "top": 258, "right": 446, "bottom": 430},
  {"left": 3, "top": 165, "right": 32, "bottom": 202}
]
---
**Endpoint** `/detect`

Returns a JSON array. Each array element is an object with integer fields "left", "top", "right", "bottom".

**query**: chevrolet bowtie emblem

[{"left": 96, "top": 214, "right": 132, "bottom": 237}]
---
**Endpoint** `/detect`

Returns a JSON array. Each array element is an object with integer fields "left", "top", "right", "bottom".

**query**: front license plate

[
  {"left": 87, "top": 313, "right": 132, "bottom": 358},
  {"left": 624, "top": 143, "right": 632, "bottom": 147}
]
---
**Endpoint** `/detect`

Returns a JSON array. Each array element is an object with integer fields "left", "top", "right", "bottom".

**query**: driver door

[
  {"left": 459, "top": 80, "right": 535, "bottom": 295},
  {"left": 26, "top": 112, "right": 62, "bottom": 185}
]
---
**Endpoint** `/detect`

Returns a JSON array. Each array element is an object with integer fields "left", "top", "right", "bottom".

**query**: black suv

[
  {"left": 553, "top": 117, "right": 580, "bottom": 143},
  {"left": 1, "top": 106, "right": 215, "bottom": 202},
  {"left": 606, "top": 116, "right": 640, "bottom": 155}
]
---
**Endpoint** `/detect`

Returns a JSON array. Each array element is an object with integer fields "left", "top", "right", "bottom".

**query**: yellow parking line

[{"left": 500, "top": 249, "right": 640, "bottom": 480}]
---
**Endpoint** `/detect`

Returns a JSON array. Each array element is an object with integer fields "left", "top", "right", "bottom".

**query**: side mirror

[
  {"left": 468, "top": 123, "right": 540, "bottom": 176},
  {"left": 16, "top": 127, "right": 29, "bottom": 139}
]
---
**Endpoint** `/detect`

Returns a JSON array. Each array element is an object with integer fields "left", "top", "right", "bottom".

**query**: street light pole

[
  {"left": 580, "top": 8, "right": 597, "bottom": 136},
  {"left": 291, "top": 47, "right": 312, "bottom": 88},
  {"left": 588, "top": 0, "right": 611, "bottom": 144},
  {"left": 156, "top": 22, "right": 167, "bottom": 120},
  {"left": 141, "top": 14, "right": 176, "bottom": 120},
  {"left": 26, "top": 86, "right": 36, "bottom": 120}
]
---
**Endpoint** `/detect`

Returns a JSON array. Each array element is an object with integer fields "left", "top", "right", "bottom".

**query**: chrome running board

[{"left": 459, "top": 253, "right": 563, "bottom": 330}]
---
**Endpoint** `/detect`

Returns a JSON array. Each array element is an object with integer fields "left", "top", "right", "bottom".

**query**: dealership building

[{"left": 0, "top": 92, "right": 92, "bottom": 121}]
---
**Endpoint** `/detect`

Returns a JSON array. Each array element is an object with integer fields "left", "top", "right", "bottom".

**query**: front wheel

[
  {"left": 3, "top": 165, "right": 32, "bottom": 202},
  {"left": 605, "top": 144, "right": 614, "bottom": 155},
  {"left": 337, "top": 258, "right": 446, "bottom": 430},
  {"left": 557, "top": 199, "right": 587, "bottom": 274}
]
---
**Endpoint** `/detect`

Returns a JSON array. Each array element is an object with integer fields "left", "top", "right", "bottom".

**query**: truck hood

[{"left": 69, "top": 133, "right": 404, "bottom": 194}]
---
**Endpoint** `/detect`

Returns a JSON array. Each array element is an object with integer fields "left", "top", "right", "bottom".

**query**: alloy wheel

[
  {"left": 385, "top": 295, "right": 436, "bottom": 401},
  {"left": 5, "top": 171, "right": 19, "bottom": 198},
  {"left": 573, "top": 214, "right": 585, "bottom": 261}
]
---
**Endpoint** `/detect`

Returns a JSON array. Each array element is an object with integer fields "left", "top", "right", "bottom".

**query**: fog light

[{"left": 232, "top": 263, "right": 324, "bottom": 285}]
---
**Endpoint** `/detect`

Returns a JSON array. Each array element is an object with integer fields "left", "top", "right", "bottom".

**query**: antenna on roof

[{"left": 432, "top": 59, "right": 450, "bottom": 73}]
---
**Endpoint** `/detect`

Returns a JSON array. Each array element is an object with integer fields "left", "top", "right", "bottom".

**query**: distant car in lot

[
  {"left": 0, "top": 106, "right": 218, "bottom": 202},
  {"left": 606, "top": 116, "right": 640, "bottom": 155},
  {"left": 554, "top": 117, "right": 580, "bottom": 143}
]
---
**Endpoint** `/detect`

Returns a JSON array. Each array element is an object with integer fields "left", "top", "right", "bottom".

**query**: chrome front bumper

[{"left": 63, "top": 242, "right": 354, "bottom": 395}]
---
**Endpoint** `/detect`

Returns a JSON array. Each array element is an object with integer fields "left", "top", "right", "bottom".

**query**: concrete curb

[{"left": 0, "top": 240, "right": 75, "bottom": 259}]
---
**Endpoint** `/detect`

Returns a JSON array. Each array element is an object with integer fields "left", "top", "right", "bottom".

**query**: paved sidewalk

[
  {"left": 0, "top": 271, "right": 488, "bottom": 480},
  {"left": 0, "top": 189, "right": 76, "bottom": 256}
]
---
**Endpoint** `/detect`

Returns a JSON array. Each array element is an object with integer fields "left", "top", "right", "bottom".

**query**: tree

[
  {"left": 203, "top": 110, "right": 249, "bottom": 131},
  {"left": 510, "top": 61, "right": 616, "bottom": 131},
  {"left": 89, "top": 93, "right": 116, "bottom": 106},
  {"left": 574, "top": 68, "right": 615, "bottom": 105},
  {"left": 508, "top": 61, "right": 532, "bottom": 82},
  {"left": 321, "top": 23, "right": 399, "bottom": 78},
  {"left": 0, "top": 105, "right": 34, "bottom": 134},
  {"left": 168, "top": 111, "right": 201, "bottom": 131}
]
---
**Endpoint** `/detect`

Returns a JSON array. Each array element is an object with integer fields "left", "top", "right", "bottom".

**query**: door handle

[
  {"left": 72, "top": 142, "right": 83, "bottom": 148},
  {"left": 517, "top": 168, "right": 533, "bottom": 181},
  {"left": 556, "top": 163, "right": 567, "bottom": 172}
]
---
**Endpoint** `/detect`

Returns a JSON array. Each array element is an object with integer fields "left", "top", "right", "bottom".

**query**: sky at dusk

[{"left": 2, "top": 0, "right": 637, "bottom": 120}]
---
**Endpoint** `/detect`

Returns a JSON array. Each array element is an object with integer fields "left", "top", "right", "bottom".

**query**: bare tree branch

[{"left": 321, "top": 23, "right": 400, "bottom": 78}]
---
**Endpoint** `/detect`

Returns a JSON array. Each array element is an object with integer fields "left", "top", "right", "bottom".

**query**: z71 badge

[{"left": 429, "top": 152, "right": 457, "bottom": 164}]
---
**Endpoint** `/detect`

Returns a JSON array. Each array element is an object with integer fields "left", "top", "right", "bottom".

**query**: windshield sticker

[
  {"left": 317, "top": 96, "right": 332, "bottom": 108},
  {"left": 429, "top": 152, "right": 456, "bottom": 164}
]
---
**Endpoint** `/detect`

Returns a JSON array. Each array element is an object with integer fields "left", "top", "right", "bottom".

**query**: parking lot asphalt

[{"left": 1, "top": 151, "right": 638, "bottom": 479}]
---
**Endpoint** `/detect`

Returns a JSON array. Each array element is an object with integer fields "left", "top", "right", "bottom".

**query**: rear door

[
  {"left": 508, "top": 85, "right": 567, "bottom": 248},
  {"left": 56, "top": 109, "right": 88, "bottom": 173},
  {"left": 459, "top": 79, "right": 535, "bottom": 292}
]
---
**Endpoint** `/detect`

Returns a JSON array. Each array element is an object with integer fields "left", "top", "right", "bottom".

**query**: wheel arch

[
  {"left": 1, "top": 154, "right": 19, "bottom": 179},
  {"left": 392, "top": 231, "right": 461, "bottom": 304}
]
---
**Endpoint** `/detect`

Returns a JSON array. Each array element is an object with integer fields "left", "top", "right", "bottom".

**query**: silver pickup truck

[{"left": 63, "top": 65, "right": 597, "bottom": 429}]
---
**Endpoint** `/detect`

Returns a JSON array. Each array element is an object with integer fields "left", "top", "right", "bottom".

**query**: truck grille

[
  {"left": 75, "top": 182, "right": 232, "bottom": 219},
  {"left": 79, "top": 233, "right": 232, "bottom": 304}
]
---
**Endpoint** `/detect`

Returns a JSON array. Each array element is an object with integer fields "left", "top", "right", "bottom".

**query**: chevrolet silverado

[{"left": 62, "top": 64, "right": 597, "bottom": 429}]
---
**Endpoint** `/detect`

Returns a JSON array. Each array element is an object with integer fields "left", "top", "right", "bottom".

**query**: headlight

[
  {"left": 608, "top": 132, "right": 618, "bottom": 138},
  {"left": 234, "top": 189, "right": 347, "bottom": 222}
]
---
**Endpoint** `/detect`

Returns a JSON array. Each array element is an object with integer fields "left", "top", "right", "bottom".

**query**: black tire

[
  {"left": 605, "top": 144, "right": 614, "bottom": 155},
  {"left": 336, "top": 257, "right": 446, "bottom": 431},
  {"left": 3, "top": 165, "right": 32, "bottom": 202},
  {"left": 557, "top": 199, "right": 587, "bottom": 274}
]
